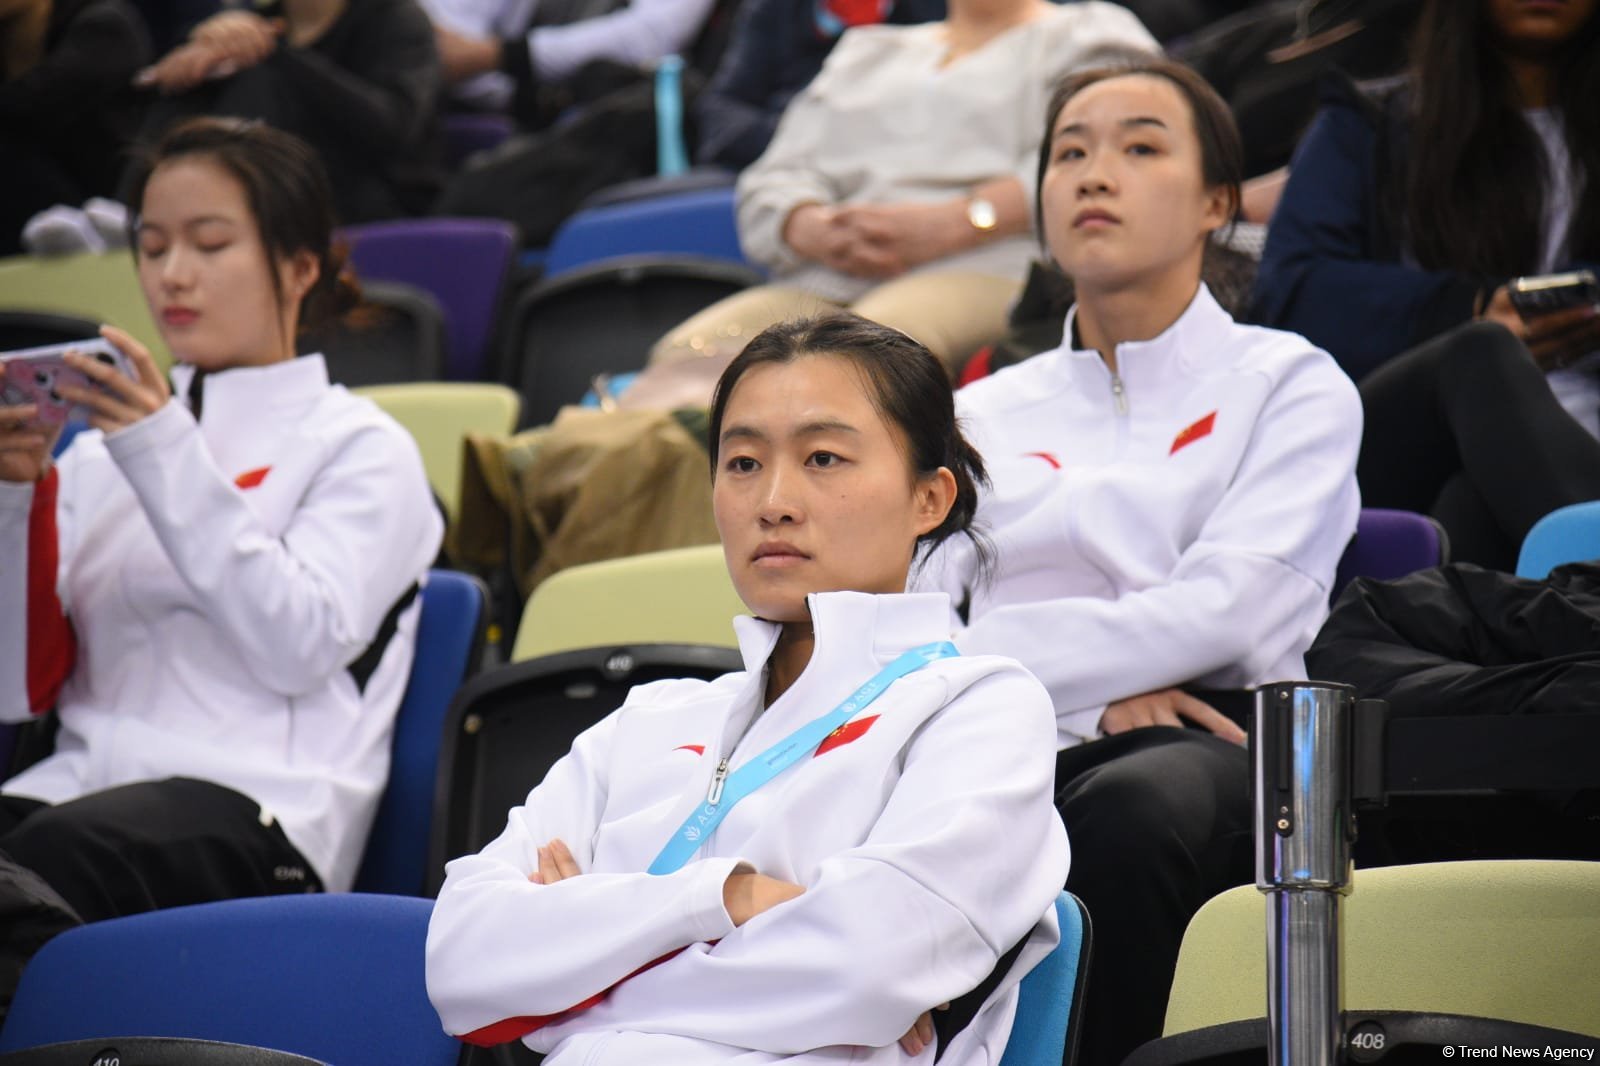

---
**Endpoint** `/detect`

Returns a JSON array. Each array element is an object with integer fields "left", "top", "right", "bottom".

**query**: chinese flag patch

[
  {"left": 1169, "top": 412, "right": 1217, "bottom": 456},
  {"left": 234, "top": 466, "right": 272, "bottom": 490},
  {"left": 814, "top": 715, "right": 880, "bottom": 757},
  {"left": 673, "top": 744, "right": 705, "bottom": 755}
]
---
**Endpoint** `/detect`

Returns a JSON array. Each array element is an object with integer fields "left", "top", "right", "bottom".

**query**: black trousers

[
  {"left": 1358, "top": 320, "right": 1600, "bottom": 571},
  {"left": 1055, "top": 726, "right": 1254, "bottom": 1066},
  {"left": 0, "top": 776, "right": 322, "bottom": 925}
]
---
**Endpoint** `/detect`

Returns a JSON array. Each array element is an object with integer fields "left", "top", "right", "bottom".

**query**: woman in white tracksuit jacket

[
  {"left": 913, "top": 58, "right": 1362, "bottom": 1066},
  {"left": 426, "top": 314, "right": 1070, "bottom": 1065},
  {"left": 0, "top": 118, "right": 441, "bottom": 935}
]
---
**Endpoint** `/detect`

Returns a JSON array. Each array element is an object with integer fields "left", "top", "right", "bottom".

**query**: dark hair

[
  {"left": 708, "top": 314, "right": 991, "bottom": 571},
  {"left": 1403, "top": 0, "right": 1600, "bottom": 279},
  {"left": 1033, "top": 55, "right": 1244, "bottom": 246},
  {"left": 124, "top": 117, "right": 360, "bottom": 332}
]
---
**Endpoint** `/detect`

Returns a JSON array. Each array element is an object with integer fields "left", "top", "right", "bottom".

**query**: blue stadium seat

[
  {"left": 354, "top": 569, "right": 486, "bottom": 895},
  {"left": 1001, "top": 892, "right": 1092, "bottom": 1066},
  {"left": 1516, "top": 500, "right": 1600, "bottom": 579},
  {"left": 542, "top": 187, "right": 752, "bottom": 278}
]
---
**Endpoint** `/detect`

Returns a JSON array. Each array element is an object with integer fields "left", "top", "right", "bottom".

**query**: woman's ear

[
  {"left": 282, "top": 248, "right": 321, "bottom": 304},
  {"left": 1200, "top": 183, "right": 1236, "bottom": 235},
  {"left": 913, "top": 466, "right": 959, "bottom": 538}
]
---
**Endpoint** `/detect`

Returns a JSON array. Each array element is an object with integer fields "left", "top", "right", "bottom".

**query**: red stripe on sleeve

[
  {"left": 458, "top": 946, "right": 691, "bottom": 1047},
  {"left": 26, "top": 467, "right": 76, "bottom": 714}
]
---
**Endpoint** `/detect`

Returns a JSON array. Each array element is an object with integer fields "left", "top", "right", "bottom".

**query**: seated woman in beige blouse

[{"left": 650, "top": 0, "right": 1156, "bottom": 377}]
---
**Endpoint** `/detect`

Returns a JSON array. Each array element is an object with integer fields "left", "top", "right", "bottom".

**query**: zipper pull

[
  {"left": 707, "top": 758, "right": 730, "bottom": 804},
  {"left": 1110, "top": 374, "right": 1129, "bottom": 415}
]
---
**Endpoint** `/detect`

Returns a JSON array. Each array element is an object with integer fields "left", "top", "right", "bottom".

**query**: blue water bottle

[{"left": 654, "top": 55, "right": 690, "bottom": 177}]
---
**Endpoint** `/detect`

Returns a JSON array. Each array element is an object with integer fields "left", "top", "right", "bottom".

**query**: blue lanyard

[{"left": 647, "top": 640, "right": 959, "bottom": 875}]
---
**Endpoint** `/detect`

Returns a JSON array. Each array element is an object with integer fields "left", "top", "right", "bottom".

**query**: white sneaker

[
  {"left": 83, "top": 198, "right": 131, "bottom": 249},
  {"left": 21, "top": 205, "right": 106, "bottom": 256}
]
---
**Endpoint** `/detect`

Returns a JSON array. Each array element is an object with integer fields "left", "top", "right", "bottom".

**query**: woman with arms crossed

[{"left": 426, "top": 314, "right": 1069, "bottom": 1064}]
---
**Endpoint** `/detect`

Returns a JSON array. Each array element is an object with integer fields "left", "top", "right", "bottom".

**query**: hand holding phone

[
  {"left": 1507, "top": 270, "right": 1600, "bottom": 319},
  {"left": 1, "top": 338, "right": 138, "bottom": 426}
]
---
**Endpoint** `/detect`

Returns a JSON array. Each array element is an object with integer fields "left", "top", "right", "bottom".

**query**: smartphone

[
  {"left": 0, "top": 338, "right": 137, "bottom": 426},
  {"left": 1507, "top": 269, "right": 1600, "bottom": 319}
]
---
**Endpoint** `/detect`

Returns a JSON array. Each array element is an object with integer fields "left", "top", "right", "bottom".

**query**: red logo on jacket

[
  {"left": 234, "top": 466, "right": 272, "bottom": 490},
  {"left": 814, "top": 715, "right": 880, "bottom": 757},
  {"left": 1169, "top": 412, "right": 1217, "bottom": 455}
]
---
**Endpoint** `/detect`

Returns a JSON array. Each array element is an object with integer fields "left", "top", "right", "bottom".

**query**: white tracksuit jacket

[
  {"left": 426, "top": 590, "right": 1070, "bottom": 1065},
  {"left": 916, "top": 284, "right": 1362, "bottom": 747},
  {"left": 0, "top": 355, "right": 443, "bottom": 891}
]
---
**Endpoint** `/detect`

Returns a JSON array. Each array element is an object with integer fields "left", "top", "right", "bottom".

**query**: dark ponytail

[
  {"left": 708, "top": 313, "right": 993, "bottom": 573},
  {"left": 125, "top": 116, "right": 360, "bottom": 333}
]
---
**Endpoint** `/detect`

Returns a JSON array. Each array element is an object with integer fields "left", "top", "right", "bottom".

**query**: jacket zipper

[
  {"left": 707, "top": 758, "right": 730, "bottom": 803},
  {"left": 1110, "top": 373, "right": 1128, "bottom": 415}
]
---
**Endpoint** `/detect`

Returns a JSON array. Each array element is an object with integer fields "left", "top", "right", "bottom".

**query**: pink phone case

[{"left": 0, "top": 339, "right": 135, "bottom": 426}]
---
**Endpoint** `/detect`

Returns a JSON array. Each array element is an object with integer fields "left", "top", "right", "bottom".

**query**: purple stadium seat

[
  {"left": 339, "top": 217, "right": 517, "bottom": 381},
  {"left": 1332, "top": 508, "right": 1449, "bottom": 603},
  {"left": 441, "top": 112, "right": 515, "bottom": 170}
]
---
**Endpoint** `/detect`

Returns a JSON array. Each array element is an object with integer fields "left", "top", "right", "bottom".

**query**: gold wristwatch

[{"left": 966, "top": 196, "right": 999, "bottom": 233}]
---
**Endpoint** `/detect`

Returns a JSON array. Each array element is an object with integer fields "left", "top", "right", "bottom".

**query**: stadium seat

[
  {"left": 0, "top": 1037, "right": 326, "bottom": 1065},
  {"left": 1000, "top": 893, "right": 1093, "bottom": 1066},
  {"left": 339, "top": 217, "right": 519, "bottom": 380},
  {"left": 301, "top": 279, "right": 447, "bottom": 386},
  {"left": 355, "top": 382, "right": 520, "bottom": 525},
  {"left": 1123, "top": 860, "right": 1600, "bottom": 1066},
  {"left": 1332, "top": 508, "right": 1448, "bottom": 602},
  {"left": 1516, "top": 500, "right": 1600, "bottom": 579},
  {"left": 0, "top": 251, "right": 167, "bottom": 365},
  {"left": 0, "top": 310, "right": 102, "bottom": 350},
  {"left": 354, "top": 569, "right": 487, "bottom": 896},
  {"left": 427, "top": 643, "right": 742, "bottom": 893},
  {"left": 441, "top": 112, "right": 515, "bottom": 170},
  {"left": 511, "top": 544, "right": 741, "bottom": 662},
  {"left": 0, "top": 894, "right": 460, "bottom": 1066},
  {"left": 542, "top": 187, "right": 749, "bottom": 278},
  {"left": 501, "top": 255, "right": 762, "bottom": 427}
]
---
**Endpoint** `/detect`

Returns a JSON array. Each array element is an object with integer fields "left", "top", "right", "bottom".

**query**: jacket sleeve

[
  {"left": 523, "top": 0, "right": 715, "bottom": 83},
  {"left": 425, "top": 698, "right": 749, "bottom": 1044},
  {"left": 101, "top": 399, "right": 442, "bottom": 698},
  {"left": 0, "top": 468, "right": 77, "bottom": 722},
  {"left": 1248, "top": 96, "right": 1478, "bottom": 381},
  {"left": 691, "top": 0, "right": 792, "bottom": 170},
  {"left": 956, "top": 363, "right": 1364, "bottom": 743},
  {"left": 269, "top": 0, "right": 440, "bottom": 159},
  {"left": 732, "top": 33, "right": 859, "bottom": 273},
  {"left": 585, "top": 667, "right": 1069, "bottom": 1053}
]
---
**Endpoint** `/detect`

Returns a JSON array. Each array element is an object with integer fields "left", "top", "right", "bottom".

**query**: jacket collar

[
  {"left": 1058, "top": 282, "right": 1234, "bottom": 390},
  {"left": 169, "top": 354, "right": 330, "bottom": 427},
  {"left": 731, "top": 590, "right": 954, "bottom": 705}
]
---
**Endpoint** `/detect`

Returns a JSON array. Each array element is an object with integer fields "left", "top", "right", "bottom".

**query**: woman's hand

[
  {"left": 898, "top": 1003, "right": 949, "bottom": 1058},
  {"left": 721, "top": 870, "right": 805, "bottom": 926},
  {"left": 135, "top": 12, "right": 281, "bottom": 93},
  {"left": 57, "top": 326, "right": 171, "bottom": 436},
  {"left": 1479, "top": 285, "right": 1600, "bottom": 371},
  {"left": 0, "top": 404, "right": 62, "bottom": 483},
  {"left": 528, "top": 838, "right": 583, "bottom": 884},
  {"left": 1100, "top": 688, "right": 1246, "bottom": 745},
  {"left": 434, "top": 24, "right": 501, "bottom": 83},
  {"left": 783, "top": 203, "right": 907, "bottom": 280},
  {"left": 190, "top": 10, "right": 283, "bottom": 66},
  {"left": 833, "top": 202, "right": 970, "bottom": 274}
]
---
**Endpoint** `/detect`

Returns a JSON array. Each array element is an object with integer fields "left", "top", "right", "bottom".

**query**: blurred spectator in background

[
  {"left": 134, "top": 0, "right": 441, "bottom": 223},
  {"left": 421, "top": 0, "right": 715, "bottom": 124},
  {"left": 0, "top": 0, "right": 149, "bottom": 255},
  {"left": 1174, "top": 0, "right": 1423, "bottom": 180},
  {"left": 650, "top": 0, "right": 1158, "bottom": 378},
  {"left": 1250, "top": 0, "right": 1600, "bottom": 567},
  {"left": 694, "top": 0, "right": 945, "bottom": 173}
]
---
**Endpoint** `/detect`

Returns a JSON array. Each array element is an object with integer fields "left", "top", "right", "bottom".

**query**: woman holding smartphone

[
  {"left": 1251, "top": 0, "right": 1600, "bottom": 567},
  {"left": 426, "top": 314, "right": 1069, "bottom": 1065},
  {"left": 0, "top": 119, "right": 440, "bottom": 940}
]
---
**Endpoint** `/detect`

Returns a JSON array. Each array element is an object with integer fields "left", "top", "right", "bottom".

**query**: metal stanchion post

[{"left": 1253, "top": 682, "right": 1358, "bottom": 1066}]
